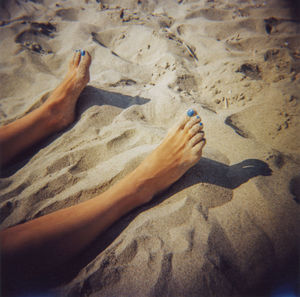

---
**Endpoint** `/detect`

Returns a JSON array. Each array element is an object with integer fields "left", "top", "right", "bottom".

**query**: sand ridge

[{"left": 0, "top": 0, "right": 300, "bottom": 296}]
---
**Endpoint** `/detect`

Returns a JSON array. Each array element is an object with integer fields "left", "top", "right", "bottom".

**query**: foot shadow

[
  {"left": 26, "top": 158, "right": 272, "bottom": 295},
  {"left": 0, "top": 86, "right": 150, "bottom": 178},
  {"left": 192, "top": 157, "right": 272, "bottom": 189},
  {"left": 142, "top": 158, "right": 272, "bottom": 217}
]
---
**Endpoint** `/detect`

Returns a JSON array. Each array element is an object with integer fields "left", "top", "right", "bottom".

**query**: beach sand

[{"left": 0, "top": 0, "right": 299, "bottom": 296}]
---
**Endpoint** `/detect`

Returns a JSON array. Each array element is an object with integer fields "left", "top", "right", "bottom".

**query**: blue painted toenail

[
  {"left": 187, "top": 109, "right": 194, "bottom": 117},
  {"left": 199, "top": 122, "right": 203, "bottom": 126},
  {"left": 81, "top": 50, "right": 86, "bottom": 56},
  {"left": 75, "top": 49, "right": 80, "bottom": 52},
  {"left": 196, "top": 115, "right": 200, "bottom": 119}
]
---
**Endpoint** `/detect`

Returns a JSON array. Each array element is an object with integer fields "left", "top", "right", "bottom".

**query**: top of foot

[
  {"left": 66, "top": 49, "right": 91, "bottom": 90},
  {"left": 44, "top": 50, "right": 92, "bottom": 129},
  {"left": 135, "top": 109, "right": 206, "bottom": 202}
]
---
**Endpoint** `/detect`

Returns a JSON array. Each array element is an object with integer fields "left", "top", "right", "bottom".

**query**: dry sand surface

[{"left": 0, "top": 0, "right": 300, "bottom": 296}]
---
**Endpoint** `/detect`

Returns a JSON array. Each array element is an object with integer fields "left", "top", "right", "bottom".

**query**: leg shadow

[
  {"left": 24, "top": 158, "right": 272, "bottom": 295},
  {"left": 0, "top": 86, "right": 150, "bottom": 178}
]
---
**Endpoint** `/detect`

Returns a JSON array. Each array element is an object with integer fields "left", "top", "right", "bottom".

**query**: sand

[{"left": 0, "top": 0, "right": 300, "bottom": 296}]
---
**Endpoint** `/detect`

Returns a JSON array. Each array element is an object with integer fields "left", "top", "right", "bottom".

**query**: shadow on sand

[
  {"left": 0, "top": 86, "right": 150, "bottom": 178},
  {"left": 1, "top": 86, "right": 276, "bottom": 297},
  {"left": 14, "top": 157, "right": 272, "bottom": 296}
]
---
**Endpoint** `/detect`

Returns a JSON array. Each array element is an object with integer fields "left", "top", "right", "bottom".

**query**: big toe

[
  {"left": 180, "top": 109, "right": 201, "bottom": 129},
  {"left": 79, "top": 50, "right": 92, "bottom": 71},
  {"left": 76, "top": 50, "right": 91, "bottom": 83},
  {"left": 183, "top": 112, "right": 202, "bottom": 135}
]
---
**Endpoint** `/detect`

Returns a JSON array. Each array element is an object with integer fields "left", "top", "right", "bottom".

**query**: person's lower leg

[
  {"left": 1, "top": 109, "right": 205, "bottom": 287},
  {"left": 0, "top": 50, "right": 91, "bottom": 166}
]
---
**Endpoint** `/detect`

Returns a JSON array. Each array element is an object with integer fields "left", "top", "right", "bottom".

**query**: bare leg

[
  {"left": 0, "top": 50, "right": 205, "bottom": 292},
  {"left": 1, "top": 109, "right": 205, "bottom": 291},
  {"left": 0, "top": 50, "right": 91, "bottom": 166}
]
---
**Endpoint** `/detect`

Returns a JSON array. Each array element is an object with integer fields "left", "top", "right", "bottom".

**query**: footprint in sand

[
  {"left": 236, "top": 63, "right": 261, "bottom": 80},
  {"left": 91, "top": 26, "right": 161, "bottom": 64},
  {"left": 15, "top": 22, "right": 55, "bottom": 54},
  {"left": 55, "top": 8, "right": 78, "bottom": 21},
  {"left": 186, "top": 7, "right": 231, "bottom": 21},
  {"left": 263, "top": 17, "right": 300, "bottom": 35},
  {"left": 169, "top": 73, "right": 200, "bottom": 94}
]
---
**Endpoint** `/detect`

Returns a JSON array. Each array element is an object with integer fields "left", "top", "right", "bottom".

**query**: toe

[
  {"left": 178, "top": 110, "right": 199, "bottom": 130},
  {"left": 184, "top": 115, "right": 201, "bottom": 132},
  {"left": 189, "top": 124, "right": 203, "bottom": 138},
  {"left": 74, "top": 51, "right": 81, "bottom": 67},
  {"left": 189, "top": 132, "right": 204, "bottom": 147},
  {"left": 69, "top": 52, "right": 77, "bottom": 68},
  {"left": 193, "top": 139, "right": 206, "bottom": 155},
  {"left": 76, "top": 51, "right": 91, "bottom": 83},
  {"left": 79, "top": 51, "right": 92, "bottom": 69}
]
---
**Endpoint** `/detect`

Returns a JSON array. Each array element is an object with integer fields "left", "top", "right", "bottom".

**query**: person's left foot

[
  {"left": 130, "top": 110, "right": 206, "bottom": 204},
  {"left": 45, "top": 50, "right": 91, "bottom": 129}
]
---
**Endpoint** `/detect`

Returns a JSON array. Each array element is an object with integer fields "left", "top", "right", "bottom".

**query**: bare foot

[
  {"left": 134, "top": 110, "right": 205, "bottom": 203},
  {"left": 45, "top": 50, "right": 91, "bottom": 129}
]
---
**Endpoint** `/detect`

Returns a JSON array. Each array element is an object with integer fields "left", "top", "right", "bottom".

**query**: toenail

[
  {"left": 199, "top": 122, "right": 203, "bottom": 126},
  {"left": 81, "top": 50, "right": 86, "bottom": 56},
  {"left": 75, "top": 49, "right": 80, "bottom": 52},
  {"left": 196, "top": 115, "right": 200, "bottom": 119},
  {"left": 187, "top": 109, "right": 195, "bottom": 117}
]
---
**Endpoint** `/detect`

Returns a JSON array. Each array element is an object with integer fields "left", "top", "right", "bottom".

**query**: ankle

[
  {"left": 127, "top": 168, "right": 156, "bottom": 205},
  {"left": 42, "top": 78, "right": 84, "bottom": 130},
  {"left": 36, "top": 103, "right": 65, "bottom": 132},
  {"left": 108, "top": 168, "right": 155, "bottom": 208}
]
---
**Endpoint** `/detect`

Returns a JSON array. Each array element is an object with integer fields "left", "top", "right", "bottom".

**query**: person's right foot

[
  {"left": 134, "top": 110, "right": 206, "bottom": 203},
  {"left": 44, "top": 50, "right": 91, "bottom": 130}
]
